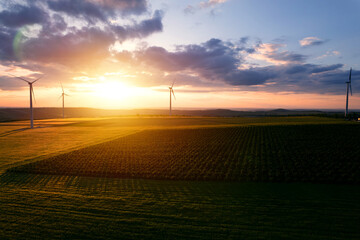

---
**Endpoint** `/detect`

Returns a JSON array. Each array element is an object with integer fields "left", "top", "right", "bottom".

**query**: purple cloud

[
  {"left": 113, "top": 38, "right": 357, "bottom": 95},
  {"left": 0, "top": 0, "right": 163, "bottom": 67},
  {"left": 0, "top": 4, "right": 48, "bottom": 27}
]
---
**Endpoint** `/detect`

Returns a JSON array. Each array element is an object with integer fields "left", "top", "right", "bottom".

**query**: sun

[{"left": 93, "top": 80, "right": 134, "bottom": 100}]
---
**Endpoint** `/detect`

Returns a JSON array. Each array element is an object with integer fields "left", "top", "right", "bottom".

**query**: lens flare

[{"left": 13, "top": 27, "right": 27, "bottom": 61}]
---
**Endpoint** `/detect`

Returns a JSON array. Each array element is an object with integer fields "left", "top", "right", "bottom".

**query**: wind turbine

[
  {"left": 345, "top": 68, "right": 352, "bottom": 118},
  {"left": 10, "top": 74, "right": 43, "bottom": 128},
  {"left": 169, "top": 81, "right": 176, "bottom": 116},
  {"left": 59, "top": 82, "right": 69, "bottom": 118}
]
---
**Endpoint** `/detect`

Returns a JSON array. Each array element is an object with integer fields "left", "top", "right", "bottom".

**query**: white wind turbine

[
  {"left": 345, "top": 68, "right": 352, "bottom": 117},
  {"left": 10, "top": 74, "right": 43, "bottom": 129},
  {"left": 59, "top": 82, "right": 69, "bottom": 118},
  {"left": 169, "top": 81, "right": 176, "bottom": 116}
]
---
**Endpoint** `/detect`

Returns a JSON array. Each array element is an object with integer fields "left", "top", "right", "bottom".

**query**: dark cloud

[
  {"left": 0, "top": 0, "right": 163, "bottom": 68},
  {"left": 134, "top": 38, "right": 241, "bottom": 80},
  {"left": 91, "top": 0, "right": 148, "bottom": 16},
  {"left": 0, "top": 4, "right": 48, "bottom": 27},
  {"left": 112, "top": 10, "right": 163, "bottom": 41},
  {"left": 120, "top": 38, "right": 274, "bottom": 86},
  {"left": 0, "top": 26, "right": 17, "bottom": 60},
  {"left": 23, "top": 27, "right": 116, "bottom": 68},
  {"left": 224, "top": 68, "right": 276, "bottom": 85},
  {"left": 270, "top": 52, "right": 306, "bottom": 64},
  {"left": 113, "top": 38, "right": 357, "bottom": 95},
  {"left": 47, "top": 0, "right": 148, "bottom": 22},
  {"left": 47, "top": 0, "right": 108, "bottom": 23},
  {"left": 40, "top": 14, "right": 68, "bottom": 36},
  {"left": 311, "top": 64, "right": 343, "bottom": 74},
  {"left": 250, "top": 64, "right": 358, "bottom": 94},
  {"left": 285, "top": 63, "right": 343, "bottom": 75}
]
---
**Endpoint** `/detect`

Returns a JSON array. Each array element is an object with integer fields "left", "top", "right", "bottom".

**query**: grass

[
  {"left": 1, "top": 173, "right": 359, "bottom": 239},
  {"left": 0, "top": 116, "right": 359, "bottom": 239}
]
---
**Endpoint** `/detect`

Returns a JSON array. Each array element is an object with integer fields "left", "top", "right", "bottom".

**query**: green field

[{"left": 1, "top": 116, "right": 359, "bottom": 239}]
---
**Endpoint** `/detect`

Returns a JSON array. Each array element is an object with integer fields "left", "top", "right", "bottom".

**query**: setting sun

[{"left": 93, "top": 80, "right": 135, "bottom": 100}]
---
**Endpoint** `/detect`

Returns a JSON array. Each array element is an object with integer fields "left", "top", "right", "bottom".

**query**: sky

[{"left": 0, "top": 0, "right": 360, "bottom": 110}]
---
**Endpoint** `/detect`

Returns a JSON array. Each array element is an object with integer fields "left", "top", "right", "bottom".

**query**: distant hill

[{"left": 0, "top": 107, "right": 345, "bottom": 122}]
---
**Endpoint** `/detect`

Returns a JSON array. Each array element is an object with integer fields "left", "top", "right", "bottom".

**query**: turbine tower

[
  {"left": 345, "top": 68, "right": 352, "bottom": 118},
  {"left": 10, "top": 74, "right": 42, "bottom": 128},
  {"left": 169, "top": 81, "right": 176, "bottom": 116},
  {"left": 59, "top": 82, "right": 69, "bottom": 118}
]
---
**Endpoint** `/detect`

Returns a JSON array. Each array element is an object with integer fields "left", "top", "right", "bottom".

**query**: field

[
  {"left": 9, "top": 124, "right": 360, "bottom": 183},
  {"left": 1, "top": 116, "right": 360, "bottom": 239}
]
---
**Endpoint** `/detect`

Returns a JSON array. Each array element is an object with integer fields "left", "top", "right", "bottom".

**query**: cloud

[
  {"left": 246, "top": 63, "right": 359, "bottom": 95},
  {"left": 112, "top": 37, "right": 358, "bottom": 95},
  {"left": 111, "top": 10, "right": 163, "bottom": 41},
  {"left": 316, "top": 50, "right": 341, "bottom": 59},
  {"left": 0, "top": 4, "right": 48, "bottom": 27},
  {"left": 90, "top": 0, "right": 148, "bottom": 15},
  {"left": 127, "top": 38, "right": 270, "bottom": 86},
  {"left": 184, "top": 0, "right": 228, "bottom": 14},
  {"left": 0, "top": 0, "right": 163, "bottom": 67},
  {"left": 47, "top": 0, "right": 109, "bottom": 23},
  {"left": 250, "top": 43, "right": 307, "bottom": 65},
  {"left": 115, "top": 38, "right": 278, "bottom": 86},
  {"left": 299, "top": 37, "right": 326, "bottom": 47},
  {"left": 200, "top": 0, "right": 228, "bottom": 8},
  {"left": 47, "top": 0, "right": 148, "bottom": 22}
]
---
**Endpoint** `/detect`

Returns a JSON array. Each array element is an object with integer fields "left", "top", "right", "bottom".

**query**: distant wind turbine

[
  {"left": 169, "top": 81, "right": 176, "bottom": 116},
  {"left": 345, "top": 68, "right": 352, "bottom": 117},
  {"left": 59, "top": 82, "right": 69, "bottom": 118},
  {"left": 10, "top": 74, "right": 43, "bottom": 128}
]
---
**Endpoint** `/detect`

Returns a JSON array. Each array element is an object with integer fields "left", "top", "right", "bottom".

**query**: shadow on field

[
  {"left": 0, "top": 127, "right": 30, "bottom": 137},
  {"left": 0, "top": 126, "right": 52, "bottom": 137}
]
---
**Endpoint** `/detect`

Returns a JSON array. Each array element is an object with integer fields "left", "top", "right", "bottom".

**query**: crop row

[{"left": 9, "top": 124, "right": 360, "bottom": 184}]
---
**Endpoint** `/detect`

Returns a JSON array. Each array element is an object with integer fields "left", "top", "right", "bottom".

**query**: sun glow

[{"left": 93, "top": 80, "right": 137, "bottom": 100}]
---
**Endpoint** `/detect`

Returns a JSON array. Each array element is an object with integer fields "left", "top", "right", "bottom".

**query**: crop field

[
  {"left": 9, "top": 124, "right": 360, "bottom": 184},
  {"left": 1, "top": 116, "right": 360, "bottom": 239},
  {"left": 1, "top": 173, "right": 359, "bottom": 240},
  {"left": 0, "top": 116, "right": 342, "bottom": 171}
]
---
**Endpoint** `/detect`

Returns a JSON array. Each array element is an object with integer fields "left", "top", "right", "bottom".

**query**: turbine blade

[
  {"left": 60, "top": 81, "right": 64, "bottom": 93},
  {"left": 9, "top": 74, "right": 30, "bottom": 83},
  {"left": 31, "top": 75, "right": 43, "bottom": 84},
  {"left": 349, "top": 68, "right": 352, "bottom": 83},
  {"left": 350, "top": 83, "right": 353, "bottom": 96},
  {"left": 32, "top": 87, "right": 36, "bottom": 104},
  {"left": 171, "top": 80, "right": 175, "bottom": 88},
  {"left": 172, "top": 89, "right": 176, "bottom": 100},
  {"left": 64, "top": 94, "right": 70, "bottom": 96},
  {"left": 58, "top": 95, "right": 63, "bottom": 101}
]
